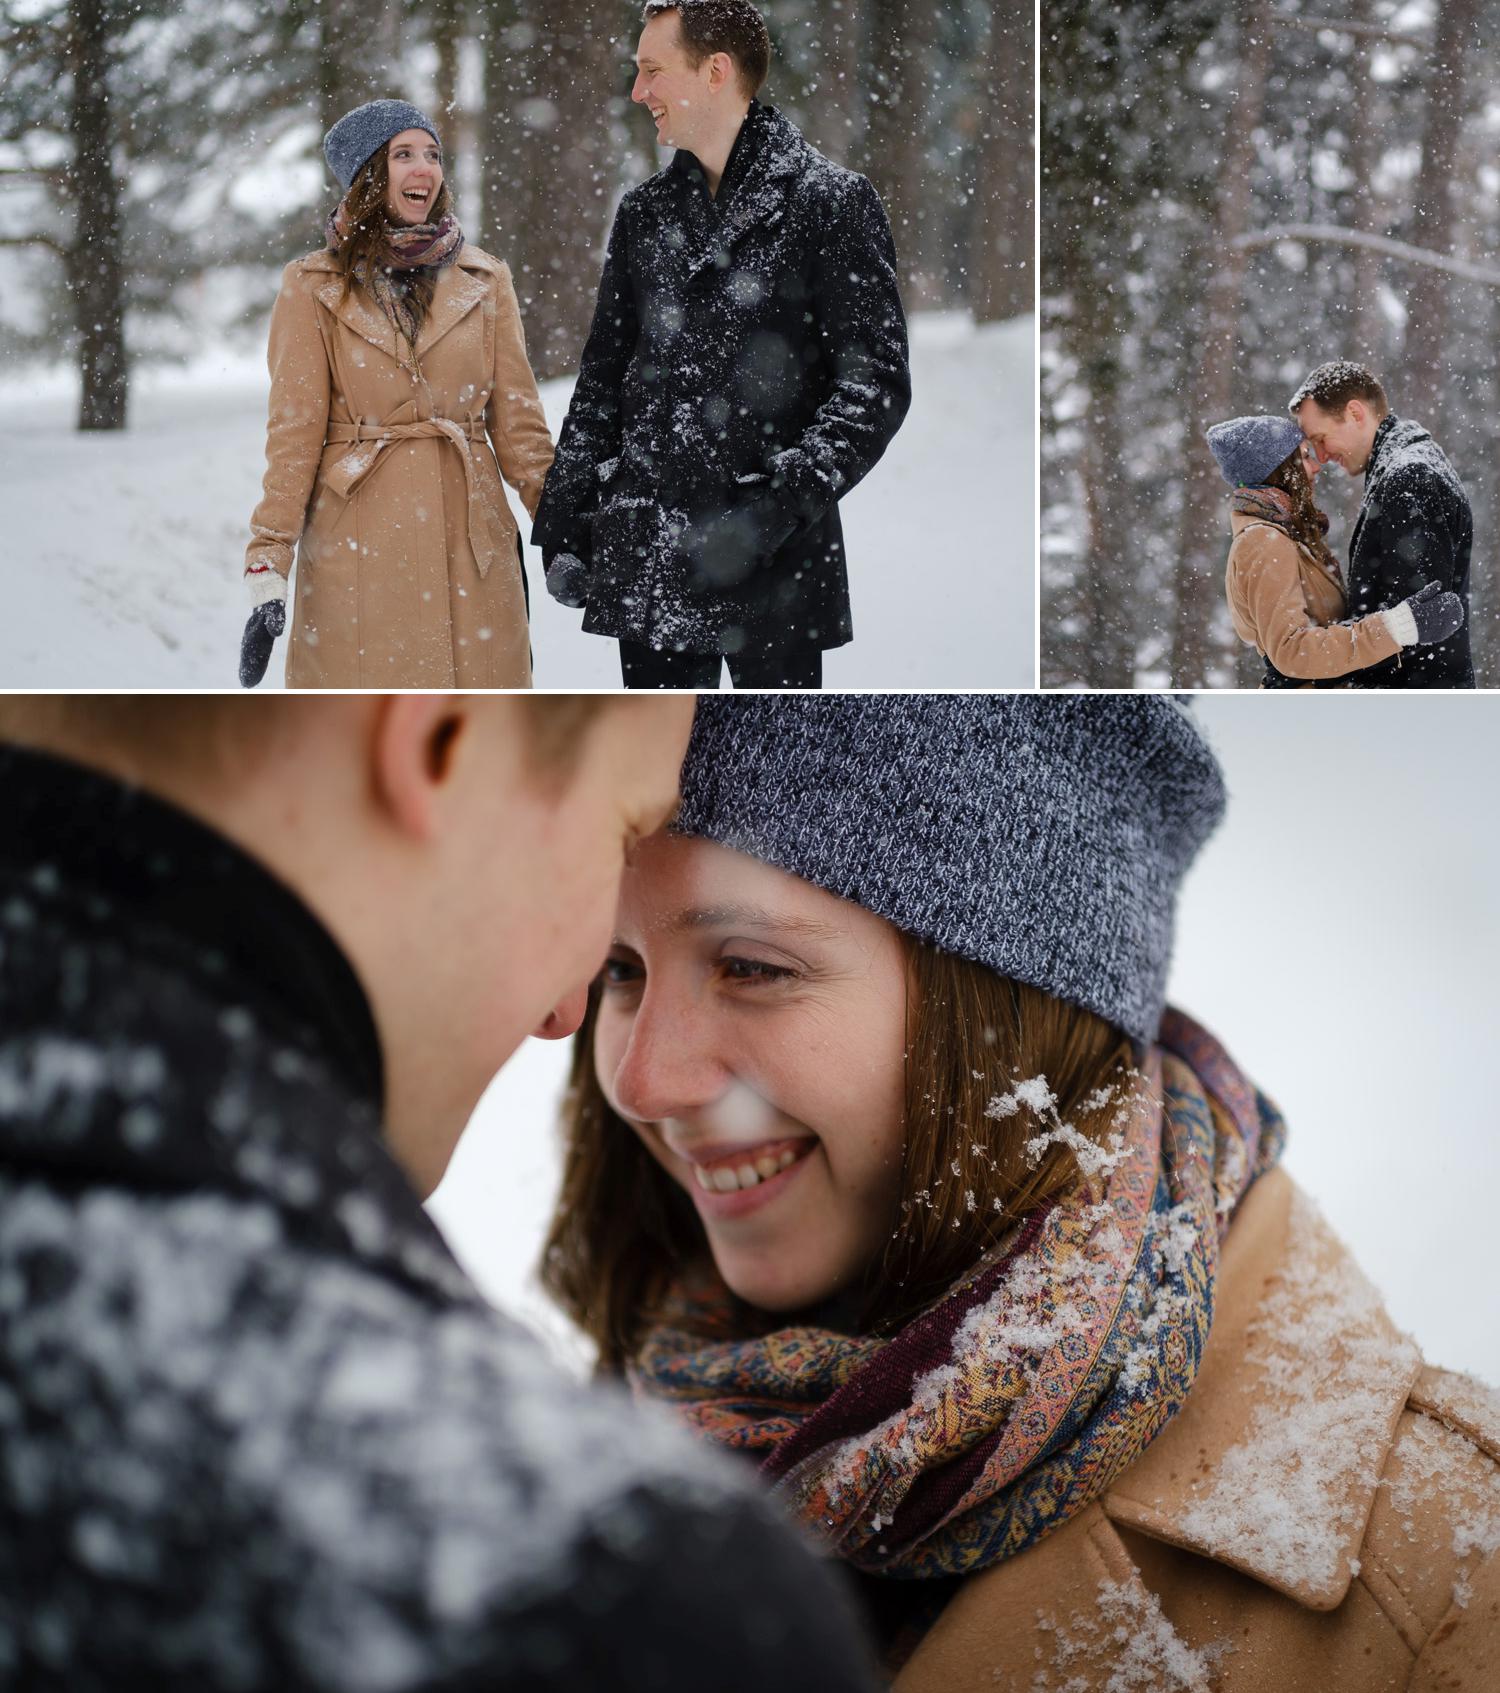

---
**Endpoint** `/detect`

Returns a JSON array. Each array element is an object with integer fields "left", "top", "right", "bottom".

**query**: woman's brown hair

[
  {"left": 331, "top": 144, "right": 454, "bottom": 346},
  {"left": 540, "top": 935, "right": 1135, "bottom": 1374},
  {"left": 1263, "top": 446, "right": 1341, "bottom": 577}
]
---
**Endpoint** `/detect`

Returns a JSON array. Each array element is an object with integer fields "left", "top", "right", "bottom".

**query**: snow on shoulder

[{"left": 1173, "top": 1186, "right": 1421, "bottom": 1602}]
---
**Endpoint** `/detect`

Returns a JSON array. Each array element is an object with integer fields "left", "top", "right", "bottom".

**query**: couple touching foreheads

[
  {"left": 1210, "top": 360, "right": 1474, "bottom": 688},
  {"left": 3, "top": 694, "right": 1495, "bottom": 1691}
]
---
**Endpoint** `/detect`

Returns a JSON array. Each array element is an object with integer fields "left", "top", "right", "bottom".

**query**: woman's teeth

[{"left": 694, "top": 1146, "right": 802, "bottom": 1193}]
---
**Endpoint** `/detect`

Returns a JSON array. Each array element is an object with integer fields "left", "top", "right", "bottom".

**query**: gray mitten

[
  {"left": 545, "top": 551, "right": 590, "bottom": 610},
  {"left": 1402, "top": 580, "right": 1465, "bottom": 646}
]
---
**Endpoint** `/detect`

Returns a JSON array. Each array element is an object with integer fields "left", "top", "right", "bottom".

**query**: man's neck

[{"left": 694, "top": 104, "right": 752, "bottom": 198}]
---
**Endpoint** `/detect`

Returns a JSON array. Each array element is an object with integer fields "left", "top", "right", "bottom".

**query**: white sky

[{"left": 430, "top": 694, "right": 1500, "bottom": 1388}]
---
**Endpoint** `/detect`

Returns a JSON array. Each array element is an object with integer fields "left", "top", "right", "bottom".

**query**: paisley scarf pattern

[
  {"left": 325, "top": 200, "right": 464, "bottom": 351},
  {"left": 630, "top": 1009, "right": 1285, "bottom": 1579}
]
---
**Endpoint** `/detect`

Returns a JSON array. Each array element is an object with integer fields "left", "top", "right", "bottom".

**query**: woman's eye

[
  {"left": 721, "top": 956, "right": 794, "bottom": 984},
  {"left": 601, "top": 957, "right": 642, "bottom": 988}
]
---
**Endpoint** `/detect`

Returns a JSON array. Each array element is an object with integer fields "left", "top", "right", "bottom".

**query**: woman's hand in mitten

[{"left": 240, "top": 567, "right": 287, "bottom": 688}]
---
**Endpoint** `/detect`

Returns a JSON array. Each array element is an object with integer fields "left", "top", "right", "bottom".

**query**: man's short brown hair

[
  {"left": 642, "top": 0, "right": 771, "bottom": 98},
  {"left": 1289, "top": 360, "right": 1390, "bottom": 420}
]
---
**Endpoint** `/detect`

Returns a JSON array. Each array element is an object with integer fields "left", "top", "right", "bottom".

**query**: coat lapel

[
  {"left": 304, "top": 249, "right": 490, "bottom": 364},
  {"left": 415, "top": 257, "right": 491, "bottom": 360},
  {"left": 1102, "top": 1168, "right": 1421, "bottom": 1611},
  {"left": 681, "top": 111, "right": 804, "bottom": 285}
]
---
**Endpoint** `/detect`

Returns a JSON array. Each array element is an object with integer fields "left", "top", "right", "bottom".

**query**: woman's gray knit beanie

[
  {"left": 672, "top": 696, "right": 1226, "bottom": 1047},
  {"left": 323, "top": 99, "right": 442, "bottom": 193},
  {"left": 1205, "top": 414, "right": 1305, "bottom": 487}
]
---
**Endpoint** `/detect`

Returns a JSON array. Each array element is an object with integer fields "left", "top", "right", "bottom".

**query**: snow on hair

[{"left": 641, "top": 0, "right": 771, "bottom": 96}]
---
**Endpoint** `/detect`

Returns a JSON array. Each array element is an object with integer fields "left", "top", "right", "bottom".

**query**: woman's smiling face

[
  {"left": 385, "top": 128, "right": 443, "bottom": 223},
  {"left": 594, "top": 832, "right": 909, "bottom": 1314}
]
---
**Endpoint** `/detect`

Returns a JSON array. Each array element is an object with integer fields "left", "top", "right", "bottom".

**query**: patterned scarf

[
  {"left": 630, "top": 1009, "right": 1285, "bottom": 1579},
  {"left": 1231, "top": 485, "right": 1341, "bottom": 584},
  {"left": 325, "top": 199, "right": 464, "bottom": 351}
]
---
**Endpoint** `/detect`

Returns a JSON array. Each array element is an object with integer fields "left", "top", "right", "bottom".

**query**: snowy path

[{"left": 0, "top": 312, "right": 1032, "bottom": 690}]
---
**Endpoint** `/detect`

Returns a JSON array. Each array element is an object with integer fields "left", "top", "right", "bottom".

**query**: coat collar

[
  {"left": 1102, "top": 1167, "right": 1422, "bottom": 1611},
  {"left": 672, "top": 102, "right": 811, "bottom": 284},
  {"left": 304, "top": 242, "right": 496, "bottom": 362}
]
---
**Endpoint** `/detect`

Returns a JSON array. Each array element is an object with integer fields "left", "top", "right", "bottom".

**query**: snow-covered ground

[
  {"left": 0, "top": 311, "right": 1032, "bottom": 689},
  {"left": 430, "top": 696, "right": 1500, "bottom": 1387}
]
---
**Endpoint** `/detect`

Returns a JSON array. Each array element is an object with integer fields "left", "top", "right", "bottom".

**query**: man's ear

[
  {"left": 1348, "top": 399, "right": 1366, "bottom": 430},
  {"left": 707, "top": 50, "right": 736, "bottom": 95},
  {"left": 370, "top": 695, "right": 469, "bottom": 841}
]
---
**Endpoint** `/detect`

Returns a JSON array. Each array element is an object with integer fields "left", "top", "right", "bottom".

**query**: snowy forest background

[
  {"left": 0, "top": 0, "right": 1031, "bottom": 689},
  {"left": 1042, "top": 0, "right": 1500, "bottom": 689}
]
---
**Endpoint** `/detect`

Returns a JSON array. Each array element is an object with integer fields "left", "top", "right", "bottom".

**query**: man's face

[
  {"left": 632, "top": 11, "right": 716, "bottom": 152},
  {"left": 381, "top": 696, "right": 694, "bottom": 1198},
  {"left": 1295, "top": 396, "right": 1379, "bottom": 476}
]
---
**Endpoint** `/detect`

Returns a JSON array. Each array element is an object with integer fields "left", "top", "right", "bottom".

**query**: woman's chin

[{"left": 716, "top": 1257, "right": 839, "bottom": 1315}]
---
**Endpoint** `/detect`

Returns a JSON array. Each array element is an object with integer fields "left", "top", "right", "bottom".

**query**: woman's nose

[{"left": 607, "top": 987, "right": 727, "bottom": 1124}]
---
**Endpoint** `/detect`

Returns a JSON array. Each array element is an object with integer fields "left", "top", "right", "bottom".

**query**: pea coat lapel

[{"left": 680, "top": 110, "right": 803, "bottom": 286}]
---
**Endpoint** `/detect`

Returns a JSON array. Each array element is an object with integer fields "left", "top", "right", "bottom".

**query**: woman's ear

[{"left": 370, "top": 695, "right": 469, "bottom": 841}]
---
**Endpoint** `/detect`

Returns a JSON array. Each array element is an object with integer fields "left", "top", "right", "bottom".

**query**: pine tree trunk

[
  {"left": 433, "top": 0, "right": 464, "bottom": 124},
  {"left": 819, "top": 0, "right": 865, "bottom": 166},
  {"left": 1169, "top": 0, "right": 1273, "bottom": 688},
  {"left": 318, "top": 0, "right": 388, "bottom": 137},
  {"left": 480, "top": 0, "right": 620, "bottom": 381},
  {"left": 863, "top": 0, "right": 943, "bottom": 306},
  {"left": 67, "top": 0, "right": 127, "bottom": 432},
  {"left": 1075, "top": 299, "right": 1136, "bottom": 688},
  {"left": 1400, "top": 0, "right": 1480, "bottom": 432},
  {"left": 972, "top": 0, "right": 1033, "bottom": 324},
  {"left": 1346, "top": 0, "right": 1382, "bottom": 361}
]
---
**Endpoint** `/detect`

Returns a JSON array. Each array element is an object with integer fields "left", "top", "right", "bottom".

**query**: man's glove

[
  {"left": 544, "top": 551, "right": 591, "bottom": 610},
  {"left": 1388, "top": 580, "right": 1465, "bottom": 647},
  {"left": 679, "top": 491, "right": 796, "bottom": 592}
]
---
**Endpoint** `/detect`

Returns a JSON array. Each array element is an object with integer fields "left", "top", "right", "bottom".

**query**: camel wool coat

[
  {"left": 893, "top": 1168, "right": 1500, "bottom": 1692},
  {"left": 245, "top": 245, "right": 554, "bottom": 688},
  {"left": 1225, "top": 510, "right": 1402, "bottom": 685}
]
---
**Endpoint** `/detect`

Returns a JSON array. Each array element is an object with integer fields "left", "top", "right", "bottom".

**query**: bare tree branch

[
  {"left": 1234, "top": 222, "right": 1500, "bottom": 286},
  {"left": 0, "top": 231, "right": 68, "bottom": 258},
  {"left": 1272, "top": 13, "right": 1428, "bottom": 48}
]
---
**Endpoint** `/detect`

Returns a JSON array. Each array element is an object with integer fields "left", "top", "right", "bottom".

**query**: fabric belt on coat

[{"left": 323, "top": 417, "right": 510, "bottom": 580}]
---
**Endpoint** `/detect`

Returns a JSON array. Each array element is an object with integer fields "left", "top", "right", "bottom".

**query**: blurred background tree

[{"left": 0, "top": 1, "right": 1031, "bottom": 417}]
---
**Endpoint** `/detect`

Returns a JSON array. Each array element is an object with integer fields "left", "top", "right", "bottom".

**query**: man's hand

[
  {"left": 679, "top": 492, "right": 796, "bottom": 591},
  {"left": 544, "top": 551, "right": 591, "bottom": 610}
]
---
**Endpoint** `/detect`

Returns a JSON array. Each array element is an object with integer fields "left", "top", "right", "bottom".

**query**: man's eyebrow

[{"left": 661, "top": 904, "right": 846, "bottom": 940}]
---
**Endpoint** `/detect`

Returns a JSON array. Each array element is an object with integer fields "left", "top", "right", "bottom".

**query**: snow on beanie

[
  {"left": 672, "top": 696, "right": 1227, "bottom": 1048},
  {"left": 1205, "top": 414, "right": 1306, "bottom": 487},
  {"left": 323, "top": 99, "right": 442, "bottom": 193}
]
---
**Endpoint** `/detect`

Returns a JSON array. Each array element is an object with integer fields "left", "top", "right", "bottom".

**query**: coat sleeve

[
  {"left": 1230, "top": 527, "right": 1401, "bottom": 680},
  {"left": 485, "top": 262, "right": 555, "bottom": 522},
  {"left": 530, "top": 203, "right": 637, "bottom": 558},
  {"left": 1349, "top": 464, "right": 1460, "bottom": 615},
  {"left": 766, "top": 172, "right": 912, "bottom": 526},
  {"left": 245, "top": 262, "right": 331, "bottom": 582}
]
